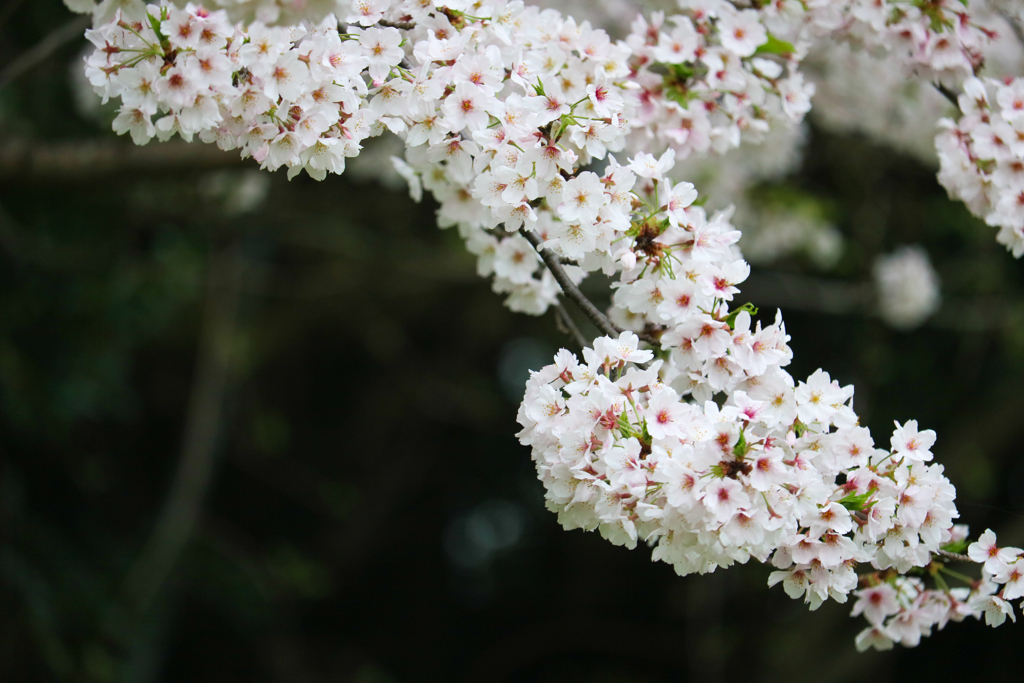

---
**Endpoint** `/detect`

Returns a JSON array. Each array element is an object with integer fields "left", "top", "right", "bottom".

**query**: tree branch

[
  {"left": 0, "top": 15, "right": 90, "bottom": 88},
  {"left": 117, "top": 239, "right": 245, "bottom": 616},
  {"left": 0, "top": 139, "right": 245, "bottom": 182},
  {"left": 996, "top": 8, "right": 1024, "bottom": 52},
  {"left": 553, "top": 301, "right": 588, "bottom": 350},
  {"left": 935, "top": 549, "right": 974, "bottom": 563},
  {"left": 933, "top": 82, "right": 960, "bottom": 108},
  {"left": 379, "top": 20, "right": 416, "bottom": 30},
  {"left": 518, "top": 227, "right": 621, "bottom": 340}
]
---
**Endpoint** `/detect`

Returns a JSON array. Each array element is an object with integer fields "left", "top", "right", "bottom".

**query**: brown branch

[
  {"left": 934, "top": 82, "right": 960, "bottom": 108},
  {"left": 0, "top": 15, "right": 90, "bottom": 88},
  {"left": 997, "top": 8, "right": 1024, "bottom": 52},
  {"left": 518, "top": 227, "right": 620, "bottom": 339},
  {"left": 117, "top": 239, "right": 245, "bottom": 616},
  {"left": 379, "top": 20, "right": 416, "bottom": 30},
  {"left": 0, "top": 139, "right": 245, "bottom": 182},
  {"left": 936, "top": 549, "right": 974, "bottom": 563}
]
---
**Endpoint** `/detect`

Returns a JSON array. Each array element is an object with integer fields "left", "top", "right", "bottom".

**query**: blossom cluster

[
  {"left": 968, "top": 529, "right": 1024, "bottom": 622},
  {"left": 513, "top": 130, "right": 969, "bottom": 651},
  {"left": 938, "top": 75, "right": 1024, "bottom": 257},
  {"left": 851, "top": 527, "right": 1024, "bottom": 650},
  {"left": 619, "top": 2, "right": 814, "bottom": 160},
  {"left": 519, "top": 330, "right": 961, "bottom": 633},
  {"left": 72, "top": 0, "right": 344, "bottom": 25},
  {"left": 842, "top": 0, "right": 994, "bottom": 81},
  {"left": 83, "top": 3, "right": 414, "bottom": 179}
]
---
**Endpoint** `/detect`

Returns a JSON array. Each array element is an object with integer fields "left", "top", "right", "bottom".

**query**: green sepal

[
  {"left": 732, "top": 428, "right": 748, "bottom": 459},
  {"left": 837, "top": 486, "right": 877, "bottom": 511}
]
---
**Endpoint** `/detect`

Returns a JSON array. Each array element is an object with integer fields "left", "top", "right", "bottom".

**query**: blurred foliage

[{"left": 2, "top": 3, "right": 1024, "bottom": 683}]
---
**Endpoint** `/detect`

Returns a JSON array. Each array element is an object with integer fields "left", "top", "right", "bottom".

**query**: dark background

[{"left": 2, "top": 3, "right": 1024, "bottom": 681}]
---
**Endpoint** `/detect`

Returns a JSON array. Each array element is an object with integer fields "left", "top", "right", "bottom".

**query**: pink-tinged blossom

[
  {"left": 558, "top": 172, "right": 606, "bottom": 225},
  {"left": 993, "top": 559, "right": 1024, "bottom": 601},
  {"left": 717, "top": 9, "right": 767, "bottom": 57},
  {"left": 646, "top": 389, "right": 693, "bottom": 441},
  {"left": 629, "top": 149, "right": 676, "bottom": 179},
  {"left": 972, "top": 595, "right": 1016, "bottom": 627},
  {"left": 851, "top": 584, "right": 901, "bottom": 627},
  {"left": 360, "top": 27, "right": 404, "bottom": 82},
  {"left": 347, "top": 0, "right": 391, "bottom": 27},
  {"left": 855, "top": 626, "right": 895, "bottom": 652},
  {"left": 969, "top": 529, "right": 1020, "bottom": 574},
  {"left": 890, "top": 420, "right": 936, "bottom": 463},
  {"left": 700, "top": 477, "right": 751, "bottom": 523},
  {"left": 443, "top": 82, "right": 499, "bottom": 132},
  {"left": 112, "top": 106, "right": 155, "bottom": 145}
]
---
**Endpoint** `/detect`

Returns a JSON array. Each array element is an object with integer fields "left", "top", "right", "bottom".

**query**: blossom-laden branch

[
  {"left": 78, "top": 0, "right": 1023, "bottom": 653},
  {"left": 518, "top": 227, "right": 619, "bottom": 340}
]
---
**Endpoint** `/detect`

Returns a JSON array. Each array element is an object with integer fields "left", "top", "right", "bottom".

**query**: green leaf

[
  {"left": 665, "top": 84, "right": 696, "bottom": 108},
  {"left": 838, "top": 487, "right": 877, "bottom": 511},
  {"left": 753, "top": 33, "right": 795, "bottom": 57},
  {"left": 724, "top": 302, "right": 759, "bottom": 330},
  {"left": 147, "top": 12, "right": 169, "bottom": 48},
  {"left": 669, "top": 63, "right": 696, "bottom": 81},
  {"left": 941, "top": 539, "right": 969, "bottom": 554}
]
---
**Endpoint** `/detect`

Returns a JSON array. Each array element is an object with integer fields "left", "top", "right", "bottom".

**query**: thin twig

[
  {"left": 0, "top": 15, "right": 90, "bottom": 88},
  {"left": 997, "top": 8, "right": 1024, "bottom": 52},
  {"left": 554, "top": 301, "right": 588, "bottom": 350},
  {"left": 518, "top": 227, "right": 620, "bottom": 339},
  {"left": 936, "top": 549, "right": 974, "bottom": 564},
  {"left": 117, "top": 239, "right": 245, "bottom": 615},
  {"left": 933, "top": 82, "right": 960, "bottom": 108}
]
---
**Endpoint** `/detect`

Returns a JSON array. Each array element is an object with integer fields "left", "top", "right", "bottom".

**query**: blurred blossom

[
  {"left": 346, "top": 135, "right": 407, "bottom": 190},
  {"left": 443, "top": 499, "right": 526, "bottom": 570},
  {"left": 736, "top": 205, "right": 843, "bottom": 269},
  {"left": 807, "top": 43, "right": 951, "bottom": 163},
  {"left": 497, "top": 337, "right": 552, "bottom": 405},
  {"left": 873, "top": 245, "right": 941, "bottom": 330},
  {"left": 677, "top": 123, "right": 809, "bottom": 203},
  {"left": 202, "top": 170, "right": 271, "bottom": 215},
  {"left": 69, "top": 45, "right": 110, "bottom": 125}
]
